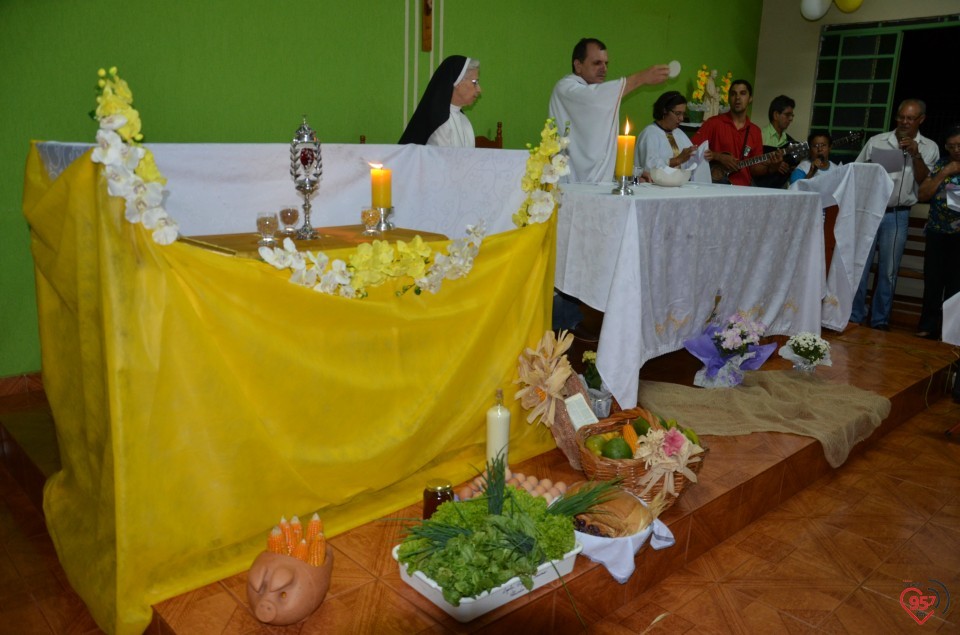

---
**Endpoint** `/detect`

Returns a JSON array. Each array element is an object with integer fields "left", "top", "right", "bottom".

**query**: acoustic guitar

[
  {"left": 710, "top": 130, "right": 864, "bottom": 184},
  {"left": 710, "top": 141, "right": 808, "bottom": 183}
]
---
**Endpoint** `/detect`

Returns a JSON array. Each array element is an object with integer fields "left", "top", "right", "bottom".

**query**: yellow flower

[
  {"left": 135, "top": 149, "right": 167, "bottom": 185},
  {"left": 95, "top": 90, "right": 129, "bottom": 118},
  {"left": 98, "top": 68, "right": 107, "bottom": 78},
  {"left": 109, "top": 76, "right": 133, "bottom": 103},
  {"left": 396, "top": 236, "right": 431, "bottom": 260},
  {"left": 116, "top": 108, "right": 142, "bottom": 142}
]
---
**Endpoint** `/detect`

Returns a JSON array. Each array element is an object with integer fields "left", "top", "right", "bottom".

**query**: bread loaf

[{"left": 568, "top": 483, "right": 652, "bottom": 538}]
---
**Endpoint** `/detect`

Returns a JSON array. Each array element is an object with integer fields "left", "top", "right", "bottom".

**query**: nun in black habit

[{"left": 398, "top": 56, "right": 481, "bottom": 147}]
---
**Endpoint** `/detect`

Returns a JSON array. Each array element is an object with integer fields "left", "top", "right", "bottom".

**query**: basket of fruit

[{"left": 576, "top": 407, "right": 705, "bottom": 509}]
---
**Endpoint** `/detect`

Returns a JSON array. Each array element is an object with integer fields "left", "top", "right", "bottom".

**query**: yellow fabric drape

[{"left": 23, "top": 143, "right": 558, "bottom": 634}]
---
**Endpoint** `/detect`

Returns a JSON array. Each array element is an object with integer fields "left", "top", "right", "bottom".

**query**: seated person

[
  {"left": 399, "top": 56, "right": 481, "bottom": 147},
  {"left": 635, "top": 91, "right": 696, "bottom": 173},
  {"left": 790, "top": 132, "right": 836, "bottom": 184}
]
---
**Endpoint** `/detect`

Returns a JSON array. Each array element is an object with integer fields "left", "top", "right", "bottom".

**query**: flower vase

[
  {"left": 587, "top": 387, "right": 612, "bottom": 418},
  {"left": 793, "top": 360, "right": 817, "bottom": 374},
  {"left": 693, "top": 355, "right": 746, "bottom": 388}
]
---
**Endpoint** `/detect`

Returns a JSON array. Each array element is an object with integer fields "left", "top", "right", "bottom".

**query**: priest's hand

[{"left": 625, "top": 65, "right": 670, "bottom": 93}]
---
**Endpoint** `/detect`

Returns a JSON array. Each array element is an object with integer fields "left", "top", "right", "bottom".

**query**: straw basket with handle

[{"left": 575, "top": 407, "right": 705, "bottom": 510}]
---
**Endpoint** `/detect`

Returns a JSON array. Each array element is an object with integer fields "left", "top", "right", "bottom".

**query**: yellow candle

[
  {"left": 614, "top": 120, "right": 635, "bottom": 179},
  {"left": 370, "top": 164, "right": 392, "bottom": 208}
]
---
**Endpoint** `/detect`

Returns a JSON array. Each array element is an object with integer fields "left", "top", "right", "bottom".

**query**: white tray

[{"left": 392, "top": 542, "right": 582, "bottom": 622}]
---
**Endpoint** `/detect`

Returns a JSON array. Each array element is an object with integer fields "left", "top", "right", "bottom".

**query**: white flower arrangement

[
  {"left": 779, "top": 332, "right": 832, "bottom": 367},
  {"left": 89, "top": 67, "right": 179, "bottom": 245}
]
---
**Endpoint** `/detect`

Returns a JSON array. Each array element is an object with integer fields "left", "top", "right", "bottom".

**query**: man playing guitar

[{"left": 692, "top": 78, "right": 782, "bottom": 186}]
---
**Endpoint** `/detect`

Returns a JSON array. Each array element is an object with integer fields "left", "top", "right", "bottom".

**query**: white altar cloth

[
  {"left": 791, "top": 163, "right": 893, "bottom": 331},
  {"left": 556, "top": 182, "right": 824, "bottom": 408},
  {"left": 36, "top": 142, "right": 529, "bottom": 238}
]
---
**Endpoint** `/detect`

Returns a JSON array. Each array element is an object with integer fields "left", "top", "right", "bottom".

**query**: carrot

[{"left": 622, "top": 423, "right": 639, "bottom": 453}]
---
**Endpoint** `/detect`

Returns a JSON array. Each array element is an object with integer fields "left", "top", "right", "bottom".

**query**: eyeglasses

[
  {"left": 896, "top": 115, "right": 922, "bottom": 123},
  {"left": 670, "top": 110, "right": 685, "bottom": 119},
  {"left": 470, "top": 79, "right": 480, "bottom": 87},
  {"left": 811, "top": 143, "right": 830, "bottom": 149}
]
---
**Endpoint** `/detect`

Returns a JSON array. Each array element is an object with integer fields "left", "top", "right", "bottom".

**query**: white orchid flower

[
  {"left": 118, "top": 142, "right": 145, "bottom": 171},
  {"left": 151, "top": 216, "right": 179, "bottom": 245},
  {"left": 290, "top": 267, "right": 318, "bottom": 287},
  {"left": 540, "top": 162, "right": 560, "bottom": 184},
  {"left": 92, "top": 129, "right": 124, "bottom": 166},
  {"left": 527, "top": 189, "right": 555, "bottom": 223},
  {"left": 98, "top": 113, "right": 128, "bottom": 132},
  {"left": 551, "top": 153, "right": 570, "bottom": 177}
]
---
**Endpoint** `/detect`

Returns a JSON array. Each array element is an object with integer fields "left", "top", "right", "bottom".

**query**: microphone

[{"left": 895, "top": 131, "right": 909, "bottom": 157}]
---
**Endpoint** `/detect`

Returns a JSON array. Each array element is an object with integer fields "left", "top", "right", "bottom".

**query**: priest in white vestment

[
  {"left": 400, "top": 56, "right": 481, "bottom": 147},
  {"left": 548, "top": 38, "right": 669, "bottom": 183}
]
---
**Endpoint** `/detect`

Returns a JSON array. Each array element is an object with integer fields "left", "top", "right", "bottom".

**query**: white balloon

[{"left": 800, "top": 0, "right": 831, "bottom": 21}]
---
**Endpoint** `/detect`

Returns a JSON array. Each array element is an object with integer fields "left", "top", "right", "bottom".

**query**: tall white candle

[{"left": 486, "top": 389, "right": 511, "bottom": 465}]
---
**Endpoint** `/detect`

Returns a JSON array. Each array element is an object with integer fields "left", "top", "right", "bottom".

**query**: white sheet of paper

[
  {"left": 870, "top": 147, "right": 910, "bottom": 174},
  {"left": 565, "top": 393, "right": 599, "bottom": 430},
  {"left": 946, "top": 183, "right": 960, "bottom": 212}
]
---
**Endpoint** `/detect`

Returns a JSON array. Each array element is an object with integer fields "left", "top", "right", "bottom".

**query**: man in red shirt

[{"left": 692, "top": 79, "right": 781, "bottom": 186}]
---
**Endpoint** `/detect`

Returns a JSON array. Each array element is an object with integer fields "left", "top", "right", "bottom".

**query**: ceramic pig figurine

[{"left": 246, "top": 548, "right": 334, "bottom": 625}]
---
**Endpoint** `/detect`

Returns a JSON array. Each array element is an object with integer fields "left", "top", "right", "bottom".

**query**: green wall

[{"left": 0, "top": 0, "right": 762, "bottom": 377}]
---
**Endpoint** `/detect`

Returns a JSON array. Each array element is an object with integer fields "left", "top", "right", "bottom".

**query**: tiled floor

[{"left": 1, "top": 326, "right": 958, "bottom": 634}]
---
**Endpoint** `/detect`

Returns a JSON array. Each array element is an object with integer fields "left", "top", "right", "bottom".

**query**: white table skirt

[
  {"left": 36, "top": 142, "right": 529, "bottom": 239},
  {"left": 791, "top": 163, "right": 893, "bottom": 331},
  {"left": 556, "top": 182, "right": 824, "bottom": 408}
]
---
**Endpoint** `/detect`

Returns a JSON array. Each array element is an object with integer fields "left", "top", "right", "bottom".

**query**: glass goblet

[
  {"left": 360, "top": 207, "right": 381, "bottom": 236},
  {"left": 279, "top": 207, "right": 300, "bottom": 235},
  {"left": 256, "top": 212, "right": 279, "bottom": 246}
]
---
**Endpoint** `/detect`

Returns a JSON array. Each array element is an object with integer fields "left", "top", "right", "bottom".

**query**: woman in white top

[
  {"left": 399, "top": 56, "right": 481, "bottom": 147},
  {"left": 635, "top": 91, "right": 695, "bottom": 172}
]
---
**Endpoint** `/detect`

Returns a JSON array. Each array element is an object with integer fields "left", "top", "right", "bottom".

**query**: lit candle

[
  {"left": 614, "top": 119, "right": 636, "bottom": 179},
  {"left": 370, "top": 163, "right": 392, "bottom": 208},
  {"left": 486, "top": 389, "right": 510, "bottom": 466}
]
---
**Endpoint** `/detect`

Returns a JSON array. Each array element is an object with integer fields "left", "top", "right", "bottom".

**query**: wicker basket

[{"left": 575, "top": 407, "right": 705, "bottom": 509}]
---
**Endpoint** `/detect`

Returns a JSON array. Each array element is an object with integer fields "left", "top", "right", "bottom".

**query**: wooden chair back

[{"left": 475, "top": 122, "right": 503, "bottom": 149}]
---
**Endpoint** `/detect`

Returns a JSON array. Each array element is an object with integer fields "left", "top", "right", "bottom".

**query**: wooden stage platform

[{"left": 1, "top": 325, "right": 958, "bottom": 633}]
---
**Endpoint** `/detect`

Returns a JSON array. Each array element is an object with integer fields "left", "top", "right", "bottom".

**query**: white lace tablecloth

[
  {"left": 36, "top": 142, "right": 529, "bottom": 239},
  {"left": 556, "top": 182, "right": 824, "bottom": 408},
  {"left": 791, "top": 163, "right": 893, "bottom": 331}
]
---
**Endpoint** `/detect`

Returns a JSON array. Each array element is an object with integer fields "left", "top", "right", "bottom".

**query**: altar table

[
  {"left": 556, "top": 182, "right": 825, "bottom": 408},
  {"left": 25, "top": 142, "right": 551, "bottom": 635},
  {"left": 791, "top": 163, "right": 893, "bottom": 331},
  {"left": 184, "top": 225, "right": 449, "bottom": 258}
]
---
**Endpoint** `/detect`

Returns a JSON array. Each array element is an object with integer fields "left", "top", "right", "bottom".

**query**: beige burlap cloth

[{"left": 637, "top": 371, "right": 891, "bottom": 468}]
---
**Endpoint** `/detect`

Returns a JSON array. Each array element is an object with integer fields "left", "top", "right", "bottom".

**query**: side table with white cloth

[
  {"left": 790, "top": 163, "right": 894, "bottom": 331},
  {"left": 556, "top": 182, "right": 824, "bottom": 408}
]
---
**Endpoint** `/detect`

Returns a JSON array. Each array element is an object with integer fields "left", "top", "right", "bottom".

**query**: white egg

[
  {"left": 458, "top": 486, "right": 473, "bottom": 500},
  {"left": 513, "top": 472, "right": 525, "bottom": 483},
  {"left": 555, "top": 482, "right": 568, "bottom": 494},
  {"left": 547, "top": 486, "right": 561, "bottom": 499},
  {"left": 522, "top": 481, "right": 535, "bottom": 492},
  {"left": 532, "top": 485, "right": 546, "bottom": 496},
  {"left": 540, "top": 478, "right": 553, "bottom": 490}
]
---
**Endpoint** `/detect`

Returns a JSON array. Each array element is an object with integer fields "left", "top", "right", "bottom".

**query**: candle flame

[
  {"left": 368, "top": 162, "right": 383, "bottom": 169},
  {"left": 623, "top": 119, "right": 631, "bottom": 135}
]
